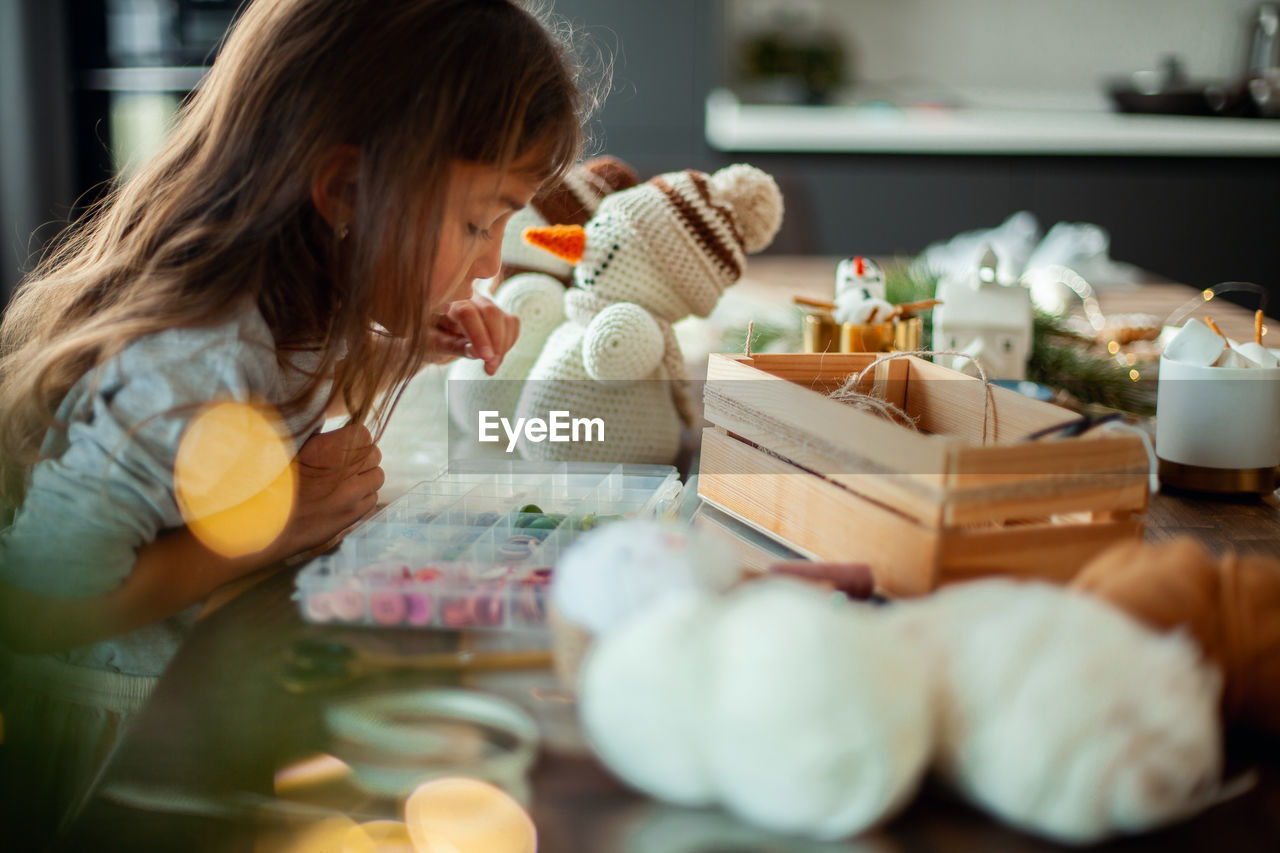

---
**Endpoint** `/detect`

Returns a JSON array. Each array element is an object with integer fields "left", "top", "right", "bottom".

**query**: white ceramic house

[{"left": 932, "top": 248, "right": 1033, "bottom": 380}]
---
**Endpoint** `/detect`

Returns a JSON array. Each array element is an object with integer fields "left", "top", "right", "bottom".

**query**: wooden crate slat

[
  {"left": 948, "top": 434, "right": 1149, "bottom": 477},
  {"left": 937, "top": 515, "right": 1145, "bottom": 585},
  {"left": 942, "top": 479, "right": 1149, "bottom": 526},
  {"left": 697, "top": 428, "right": 940, "bottom": 596}
]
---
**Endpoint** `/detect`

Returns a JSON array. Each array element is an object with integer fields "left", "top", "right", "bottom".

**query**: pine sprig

[
  {"left": 717, "top": 310, "right": 805, "bottom": 355},
  {"left": 883, "top": 259, "right": 939, "bottom": 305},
  {"left": 1027, "top": 312, "right": 1157, "bottom": 416}
]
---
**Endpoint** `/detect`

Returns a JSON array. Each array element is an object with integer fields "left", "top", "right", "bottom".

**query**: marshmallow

[
  {"left": 1234, "top": 342, "right": 1280, "bottom": 369},
  {"left": 1163, "top": 320, "right": 1226, "bottom": 367}
]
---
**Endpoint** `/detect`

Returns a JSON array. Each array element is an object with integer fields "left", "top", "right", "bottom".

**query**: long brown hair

[{"left": 0, "top": 0, "right": 602, "bottom": 507}]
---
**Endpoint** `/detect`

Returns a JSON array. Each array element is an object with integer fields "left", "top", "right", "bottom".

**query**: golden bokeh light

[
  {"left": 405, "top": 778, "right": 536, "bottom": 853},
  {"left": 256, "top": 814, "right": 360, "bottom": 853},
  {"left": 174, "top": 400, "right": 295, "bottom": 558},
  {"left": 1129, "top": 369, "right": 1141, "bottom": 382},
  {"left": 1202, "top": 289, "right": 1214, "bottom": 301},
  {"left": 345, "top": 821, "right": 416, "bottom": 853},
  {"left": 1107, "top": 340, "right": 1120, "bottom": 355}
]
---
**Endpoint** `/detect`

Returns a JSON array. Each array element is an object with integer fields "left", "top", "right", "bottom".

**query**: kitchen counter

[{"left": 706, "top": 89, "right": 1280, "bottom": 157}]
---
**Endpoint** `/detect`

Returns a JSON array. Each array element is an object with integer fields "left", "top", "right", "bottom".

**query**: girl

[{"left": 0, "top": 0, "right": 599, "bottom": 838}]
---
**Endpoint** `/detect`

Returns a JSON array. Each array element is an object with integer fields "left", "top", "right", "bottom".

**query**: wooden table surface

[{"left": 62, "top": 260, "right": 1280, "bottom": 852}]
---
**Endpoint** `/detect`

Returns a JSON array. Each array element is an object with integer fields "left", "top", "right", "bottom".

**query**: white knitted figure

[
  {"left": 446, "top": 272, "right": 566, "bottom": 435},
  {"left": 489, "top": 155, "right": 640, "bottom": 291},
  {"left": 512, "top": 163, "right": 784, "bottom": 463}
]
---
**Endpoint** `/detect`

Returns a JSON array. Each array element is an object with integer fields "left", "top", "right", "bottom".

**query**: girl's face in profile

[{"left": 371, "top": 156, "right": 542, "bottom": 336}]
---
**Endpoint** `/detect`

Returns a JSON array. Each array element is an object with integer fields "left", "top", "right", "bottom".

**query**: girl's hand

[
  {"left": 431, "top": 295, "right": 520, "bottom": 375},
  {"left": 279, "top": 423, "right": 385, "bottom": 557}
]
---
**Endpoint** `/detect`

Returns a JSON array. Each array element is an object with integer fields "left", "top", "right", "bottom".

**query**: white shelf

[{"left": 705, "top": 89, "right": 1280, "bottom": 157}]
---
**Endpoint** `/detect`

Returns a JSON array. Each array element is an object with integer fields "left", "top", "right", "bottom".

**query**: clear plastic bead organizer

[{"left": 294, "top": 461, "right": 682, "bottom": 630}]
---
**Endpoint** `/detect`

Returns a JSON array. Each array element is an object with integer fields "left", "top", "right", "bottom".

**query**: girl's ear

[{"left": 311, "top": 144, "right": 360, "bottom": 231}]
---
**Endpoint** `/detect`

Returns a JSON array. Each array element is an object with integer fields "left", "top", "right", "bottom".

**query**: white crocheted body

[
  {"left": 513, "top": 318, "right": 682, "bottom": 463},
  {"left": 446, "top": 273, "right": 565, "bottom": 436}
]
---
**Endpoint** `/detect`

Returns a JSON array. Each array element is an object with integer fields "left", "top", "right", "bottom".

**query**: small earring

[{"left": 335, "top": 222, "right": 350, "bottom": 241}]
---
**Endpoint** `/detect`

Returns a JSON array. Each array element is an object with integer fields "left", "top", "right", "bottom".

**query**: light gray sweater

[{"left": 0, "top": 300, "right": 332, "bottom": 675}]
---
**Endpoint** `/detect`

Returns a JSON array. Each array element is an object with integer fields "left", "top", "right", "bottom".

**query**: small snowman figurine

[
  {"left": 833, "top": 256, "right": 893, "bottom": 325},
  {"left": 512, "top": 164, "right": 784, "bottom": 463}
]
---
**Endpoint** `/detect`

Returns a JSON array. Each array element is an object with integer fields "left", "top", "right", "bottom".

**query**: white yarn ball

[
  {"left": 551, "top": 519, "right": 739, "bottom": 637},
  {"left": 578, "top": 590, "right": 722, "bottom": 806},
  {"left": 705, "top": 580, "right": 933, "bottom": 840},
  {"left": 708, "top": 163, "right": 784, "bottom": 254},
  {"left": 897, "top": 580, "right": 1223, "bottom": 846}
]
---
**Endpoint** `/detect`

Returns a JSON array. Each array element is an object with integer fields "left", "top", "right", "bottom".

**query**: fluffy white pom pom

[
  {"left": 578, "top": 590, "right": 722, "bottom": 806},
  {"left": 551, "top": 519, "right": 739, "bottom": 637},
  {"left": 708, "top": 164, "right": 784, "bottom": 254},
  {"left": 897, "top": 579, "right": 1223, "bottom": 845},
  {"left": 704, "top": 580, "right": 933, "bottom": 840}
]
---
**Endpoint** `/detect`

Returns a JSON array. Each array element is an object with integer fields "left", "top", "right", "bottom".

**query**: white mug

[{"left": 1156, "top": 354, "right": 1280, "bottom": 472}]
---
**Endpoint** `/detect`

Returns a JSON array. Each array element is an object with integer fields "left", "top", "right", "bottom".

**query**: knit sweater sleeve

[{"left": 0, "top": 324, "right": 279, "bottom": 599}]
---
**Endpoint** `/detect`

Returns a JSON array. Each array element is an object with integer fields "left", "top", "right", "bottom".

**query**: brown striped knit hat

[
  {"left": 499, "top": 156, "right": 641, "bottom": 282},
  {"left": 593, "top": 164, "right": 784, "bottom": 317}
]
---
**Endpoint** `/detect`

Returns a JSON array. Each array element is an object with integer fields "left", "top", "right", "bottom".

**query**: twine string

[{"left": 830, "top": 349, "right": 996, "bottom": 445}]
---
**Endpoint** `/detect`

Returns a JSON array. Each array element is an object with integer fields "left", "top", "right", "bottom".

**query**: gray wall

[
  {"left": 555, "top": 0, "right": 1278, "bottom": 301},
  {"left": 552, "top": 0, "right": 720, "bottom": 175}
]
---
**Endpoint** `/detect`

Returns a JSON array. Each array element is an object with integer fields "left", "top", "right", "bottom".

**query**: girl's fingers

[
  {"left": 447, "top": 302, "right": 494, "bottom": 362},
  {"left": 441, "top": 298, "right": 521, "bottom": 374},
  {"left": 357, "top": 444, "right": 382, "bottom": 475},
  {"left": 354, "top": 464, "right": 386, "bottom": 496}
]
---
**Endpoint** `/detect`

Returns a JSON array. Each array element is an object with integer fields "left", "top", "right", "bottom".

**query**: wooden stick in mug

[{"left": 794, "top": 295, "right": 838, "bottom": 310}]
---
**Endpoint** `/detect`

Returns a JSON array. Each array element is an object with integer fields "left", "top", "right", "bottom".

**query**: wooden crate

[{"left": 697, "top": 352, "right": 1150, "bottom": 596}]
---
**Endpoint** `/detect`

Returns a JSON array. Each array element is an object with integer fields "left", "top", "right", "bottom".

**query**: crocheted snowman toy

[
  {"left": 447, "top": 157, "right": 640, "bottom": 435},
  {"left": 492, "top": 155, "right": 640, "bottom": 290},
  {"left": 511, "top": 163, "right": 784, "bottom": 463}
]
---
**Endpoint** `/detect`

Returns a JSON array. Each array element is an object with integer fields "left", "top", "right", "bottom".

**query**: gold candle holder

[
  {"left": 802, "top": 314, "right": 924, "bottom": 354},
  {"left": 839, "top": 321, "right": 895, "bottom": 353},
  {"left": 892, "top": 316, "right": 923, "bottom": 352},
  {"left": 802, "top": 313, "right": 840, "bottom": 354},
  {"left": 837, "top": 317, "right": 924, "bottom": 353}
]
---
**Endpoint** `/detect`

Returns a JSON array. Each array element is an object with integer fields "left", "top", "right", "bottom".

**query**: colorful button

[{"left": 370, "top": 591, "right": 408, "bottom": 626}]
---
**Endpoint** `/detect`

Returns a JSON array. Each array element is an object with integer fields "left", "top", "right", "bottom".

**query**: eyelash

[{"left": 468, "top": 224, "right": 492, "bottom": 241}]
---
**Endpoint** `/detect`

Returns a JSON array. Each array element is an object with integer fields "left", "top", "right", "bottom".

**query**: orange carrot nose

[{"left": 523, "top": 224, "right": 586, "bottom": 265}]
